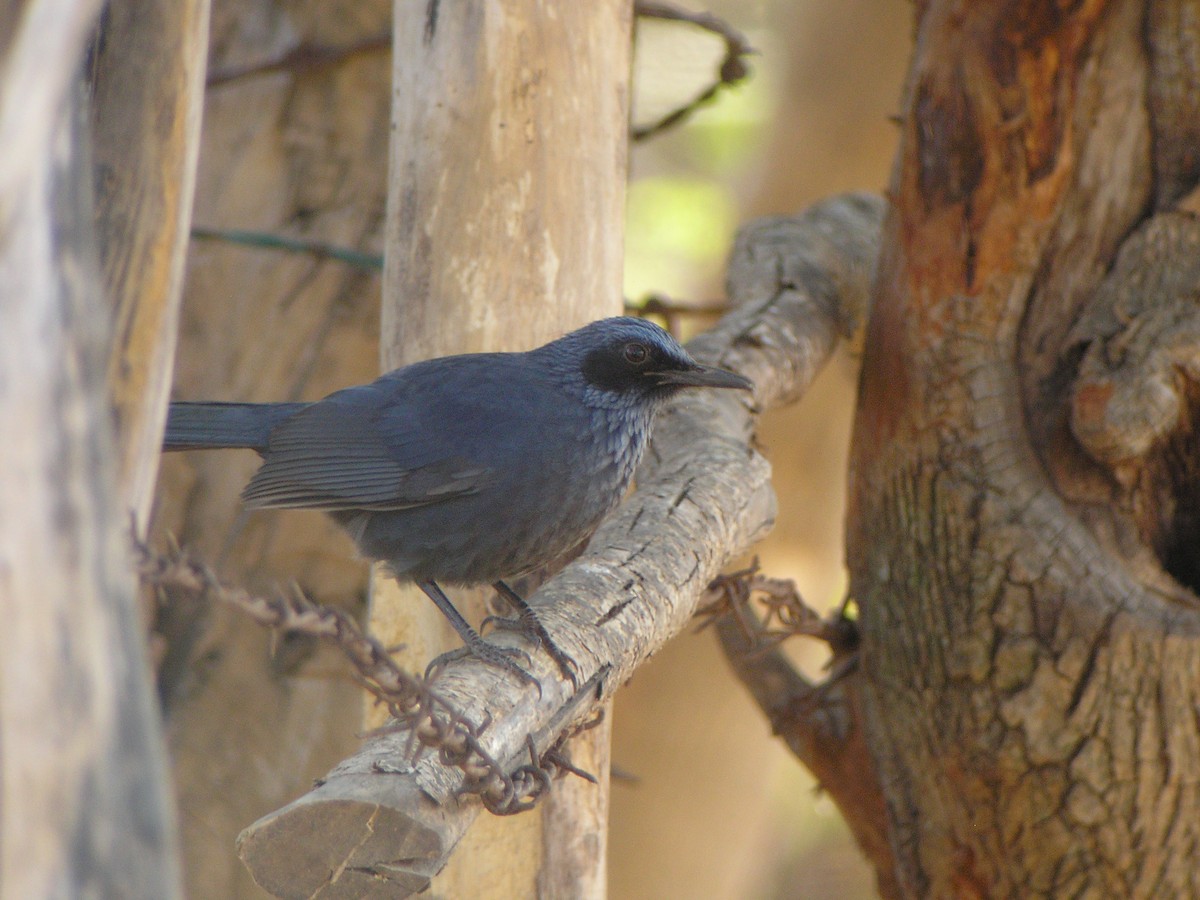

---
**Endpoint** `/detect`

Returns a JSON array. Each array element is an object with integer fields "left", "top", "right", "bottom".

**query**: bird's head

[{"left": 548, "top": 317, "right": 753, "bottom": 406}]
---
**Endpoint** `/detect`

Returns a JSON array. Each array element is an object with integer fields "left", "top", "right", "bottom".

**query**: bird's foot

[
  {"left": 482, "top": 610, "right": 578, "bottom": 689},
  {"left": 424, "top": 639, "right": 541, "bottom": 694}
]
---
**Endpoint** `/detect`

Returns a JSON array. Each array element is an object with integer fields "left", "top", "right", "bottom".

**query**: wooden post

[
  {"left": 375, "top": 1, "right": 631, "bottom": 894},
  {"left": 0, "top": 3, "right": 181, "bottom": 895},
  {"left": 92, "top": 0, "right": 211, "bottom": 527}
]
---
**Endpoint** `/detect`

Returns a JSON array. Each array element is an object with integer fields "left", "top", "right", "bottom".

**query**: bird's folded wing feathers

[{"left": 240, "top": 398, "right": 491, "bottom": 511}]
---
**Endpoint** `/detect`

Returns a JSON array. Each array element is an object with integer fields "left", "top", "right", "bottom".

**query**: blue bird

[{"left": 164, "top": 317, "right": 753, "bottom": 683}]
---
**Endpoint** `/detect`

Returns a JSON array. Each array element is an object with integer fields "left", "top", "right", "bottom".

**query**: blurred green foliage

[{"left": 624, "top": 176, "right": 737, "bottom": 301}]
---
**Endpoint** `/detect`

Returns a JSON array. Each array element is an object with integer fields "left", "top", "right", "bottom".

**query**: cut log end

[{"left": 237, "top": 788, "right": 461, "bottom": 899}]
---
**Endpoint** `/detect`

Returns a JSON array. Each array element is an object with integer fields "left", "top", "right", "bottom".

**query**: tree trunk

[
  {"left": 846, "top": 0, "right": 1200, "bottom": 894},
  {"left": 252, "top": 2, "right": 633, "bottom": 896}
]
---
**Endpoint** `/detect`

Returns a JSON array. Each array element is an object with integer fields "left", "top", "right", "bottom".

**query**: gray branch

[{"left": 236, "top": 193, "right": 885, "bottom": 898}]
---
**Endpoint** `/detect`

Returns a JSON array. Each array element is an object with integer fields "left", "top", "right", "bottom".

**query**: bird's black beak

[{"left": 654, "top": 364, "right": 754, "bottom": 391}]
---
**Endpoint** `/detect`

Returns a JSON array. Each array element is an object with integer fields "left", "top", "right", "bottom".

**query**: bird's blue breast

[{"left": 345, "top": 358, "right": 655, "bottom": 584}]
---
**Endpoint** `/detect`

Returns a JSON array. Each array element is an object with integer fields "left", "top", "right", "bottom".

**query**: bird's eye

[{"left": 623, "top": 341, "right": 649, "bottom": 365}]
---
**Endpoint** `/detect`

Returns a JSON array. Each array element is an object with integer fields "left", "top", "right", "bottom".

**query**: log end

[{"left": 237, "top": 785, "right": 458, "bottom": 899}]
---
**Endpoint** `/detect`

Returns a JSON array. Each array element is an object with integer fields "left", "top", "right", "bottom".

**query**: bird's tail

[{"left": 163, "top": 402, "right": 309, "bottom": 452}]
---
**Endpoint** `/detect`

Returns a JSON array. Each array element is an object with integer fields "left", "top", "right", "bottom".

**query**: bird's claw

[
  {"left": 425, "top": 641, "right": 541, "bottom": 695},
  {"left": 483, "top": 612, "right": 578, "bottom": 689},
  {"left": 480, "top": 612, "right": 522, "bottom": 633}
]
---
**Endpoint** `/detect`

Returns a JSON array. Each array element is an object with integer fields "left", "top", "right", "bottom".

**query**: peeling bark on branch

[
  {"left": 710, "top": 198, "right": 902, "bottom": 897},
  {"left": 235, "top": 194, "right": 884, "bottom": 897},
  {"left": 715, "top": 614, "right": 898, "bottom": 899}
]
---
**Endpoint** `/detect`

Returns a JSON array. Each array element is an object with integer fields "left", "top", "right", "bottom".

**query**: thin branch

[
  {"left": 632, "top": 1, "right": 755, "bottom": 142},
  {"left": 710, "top": 569, "right": 896, "bottom": 897},
  {"left": 629, "top": 293, "right": 729, "bottom": 336},
  {"left": 206, "top": 33, "right": 390, "bottom": 88}
]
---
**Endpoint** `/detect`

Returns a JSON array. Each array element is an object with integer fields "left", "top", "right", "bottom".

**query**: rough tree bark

[
  {"left": 854, "top": 0, "right": 1200, "bottom": 893},
  {"left": 724, "top": 0, "right": 1200, "bottom": 897}
]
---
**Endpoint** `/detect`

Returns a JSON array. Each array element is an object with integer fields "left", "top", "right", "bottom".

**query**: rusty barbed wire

[
  {"left": 138, "top": 540, "right": 580, "bottom": 815},
  {"left": 698, "top": 558, "right": 860, "bottom": 657}
]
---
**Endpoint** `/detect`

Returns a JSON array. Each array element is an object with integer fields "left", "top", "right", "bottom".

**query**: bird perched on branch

[{"left": 164, "top": 316, "right": 753, "bottom": 684}]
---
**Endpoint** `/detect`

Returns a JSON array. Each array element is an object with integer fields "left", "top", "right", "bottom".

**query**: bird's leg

[
  {"left": 484, "top": 580, "right": 577, "bottom": 686},
  {"left": 416, "top": 580, "right": 538, "bottom": 690}
]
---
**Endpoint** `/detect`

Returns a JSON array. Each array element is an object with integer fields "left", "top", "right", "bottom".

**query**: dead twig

[
  {"left": 632, "top": 1, "right": 755, "bottom": 142},
  {"left": 206, "top": 33, "right": 389, "bottom": 88}
]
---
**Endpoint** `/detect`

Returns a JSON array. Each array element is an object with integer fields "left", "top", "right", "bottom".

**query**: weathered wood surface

[
  {"left": 93, "top": 0, "right": 210, "bottom": 528},
  {"left": 375, "top": 2, "right": 631, "bottom": 896},
  {"left": 0, "top": 2, "right": 181, "bottom": 895}
]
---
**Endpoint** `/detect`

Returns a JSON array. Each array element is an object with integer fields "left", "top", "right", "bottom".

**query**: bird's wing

[{"left": 240, "top": 388, "right": 491, "bottom": 511}]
